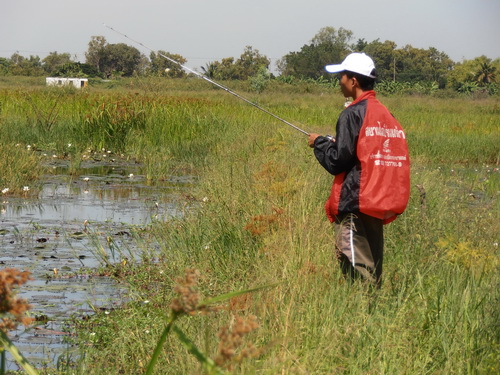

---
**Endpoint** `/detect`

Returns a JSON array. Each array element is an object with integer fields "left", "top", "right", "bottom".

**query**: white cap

[{"left": 325, "top": 53, "right": 376, "bottom": 78}]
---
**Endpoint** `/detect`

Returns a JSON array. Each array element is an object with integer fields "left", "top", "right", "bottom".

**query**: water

[{"left": 0, "top": 160, "right": 194, "bottom": 370}]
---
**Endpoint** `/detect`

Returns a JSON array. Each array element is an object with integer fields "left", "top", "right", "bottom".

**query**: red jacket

[{"left": 313, "top": 91, "right": 410, "bottom": 224}]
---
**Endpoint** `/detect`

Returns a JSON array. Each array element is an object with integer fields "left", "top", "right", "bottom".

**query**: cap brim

[{"left": 325, "top": 64, "right": 344, "bottom": 73}]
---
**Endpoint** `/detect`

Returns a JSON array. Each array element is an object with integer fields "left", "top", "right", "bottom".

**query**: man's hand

[{"left": 308, "top": 133, "right": 321, "bottom": 148}]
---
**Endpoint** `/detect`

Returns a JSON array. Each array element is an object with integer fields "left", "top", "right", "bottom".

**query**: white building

[{"left": 46, "top": 77, "right": 88, "bottom": 89}]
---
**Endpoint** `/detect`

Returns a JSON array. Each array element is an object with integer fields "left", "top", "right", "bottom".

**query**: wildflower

[
  {"left": 83, "top": 177, "right": 89, "bottom": 182},
  {"left": 129, "top": 174, "right": 134, "bottom": 178},
  {"left": 23, "top": 186, "right": 29, "bottom": 192},
  {"left": 1, "top": 188, "right": 9, "bottom": 194},
  {"left": 68, "top": 143, "right": 72, "bottom": 147},
  {"left": 202, "top": 197, "right": 209, "bottom": 203},
  {"left": 26, "top": 145, "right": 31, "bottom": 150},
  {"left": 52, "top": 154, "right": 57, "bottom": 158}
]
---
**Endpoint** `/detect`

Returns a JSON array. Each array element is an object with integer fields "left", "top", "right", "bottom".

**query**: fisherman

[{"left": 308, "top": 53, "right": 410, "bottom": 286}]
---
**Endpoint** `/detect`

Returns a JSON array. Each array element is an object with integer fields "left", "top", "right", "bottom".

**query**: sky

[{"left": 1, "top": 0, "right": 499, "bottom": 72}]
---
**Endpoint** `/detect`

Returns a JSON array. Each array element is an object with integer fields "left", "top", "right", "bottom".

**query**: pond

[{"left": 0, "top": 159, "right": 195, "bottom": 370}]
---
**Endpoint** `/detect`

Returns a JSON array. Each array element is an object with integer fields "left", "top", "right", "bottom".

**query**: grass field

[{"left": 0, "top": 78, "right": 499, "bottom": 374}]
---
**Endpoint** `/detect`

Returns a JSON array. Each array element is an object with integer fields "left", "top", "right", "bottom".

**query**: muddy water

[{"left": 0, "top": 160, "right": 194, "bottom": 369}]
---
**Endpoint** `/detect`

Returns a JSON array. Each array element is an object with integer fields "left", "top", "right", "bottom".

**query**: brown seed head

[
  {"left": 215, "top": 315, "right": 260, "bottom": 369},
  {"left": 0, "top": 268, "right": 34, "bottom": 332}
]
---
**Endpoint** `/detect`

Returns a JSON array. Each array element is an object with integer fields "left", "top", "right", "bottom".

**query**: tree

[
  {"left": 8, "top": 53, "right": 44, "bottom": 76},
  {"left": 391, "top": 45, "right": 452, "bottom": 87},
  {"left": 203, "top": 47, "right": 269, "bottom": 80},
  {"left": 42, "top": 52, "right": 73, "bottom": 75},
  {"left": 208, "top": 57, "right": 238, "bottom": 80},
  {"left": 475, "top": 60, "right": 496, "bottom": 84},
  {"left": 311, "top": 26, "right": 353, "bottom": 48},
  {"left": 149, "top": 50, "right": 186, "bottom": 77},
  {"left": 448, "top": 56, "right": 499, "bottom": 90},
  {"left": 277, "top": 44, "right": 323, "bottom": 78},
  {"left": 201, "top": 62, "right": 217, "bottom": 79},
  {"left": 0, "top": 57, "right": 11, "bottom": 75},
  {"left": 278, "top": 26, "right": 353, "bottom": 79},
  {"left": 101, "top": 43, "right": 143, "bottom": 77},
  {"left": 85, "top": 37, "right": 144, "bottom": 78},
  {"left": 85, "top": 36, "right": 107, "bottom": 72},
  {"left": 353, "top": 38, "right": 368, "bottom": 52},
  {"left": 426, "top": 47, "right": 454, "bottom": 88},
  {"left": 363, "top": 39, "right": 398, "bottom": 81},
  {"left": 234, "top": 46, "right": 270, "bottom": 79}
]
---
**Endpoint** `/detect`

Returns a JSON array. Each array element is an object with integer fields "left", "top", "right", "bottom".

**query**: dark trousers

[{"left": 334, "top": 212, "right": 384, "bottom": 286}]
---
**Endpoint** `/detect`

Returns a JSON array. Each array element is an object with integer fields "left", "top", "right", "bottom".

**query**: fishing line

[{"left": 103, "top": 24, "right": 310, "bottom": 136}]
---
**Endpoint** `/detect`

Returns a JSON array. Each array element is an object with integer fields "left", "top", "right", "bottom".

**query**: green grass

[
  {"left": 0, "top": 78, "right": 498, "bottom": 374},
  {"left": 0, "top": 143, "right": 43, "bottom": 194}
]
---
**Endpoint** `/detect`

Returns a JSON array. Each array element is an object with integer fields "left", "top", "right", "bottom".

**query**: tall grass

[
  {"left": 0, "top": 79, "right": 498, "bottom": 373},
  {"left": 0, "top": 143, "right": 43, "bottom": 194}
]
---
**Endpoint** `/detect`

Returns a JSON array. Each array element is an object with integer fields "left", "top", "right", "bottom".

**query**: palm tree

[
  {"left": 475, "top": 61, "right": 496, "bottom": 84},
  {"left": 201, "top": 62, "right": 218, "bottom": 79}
]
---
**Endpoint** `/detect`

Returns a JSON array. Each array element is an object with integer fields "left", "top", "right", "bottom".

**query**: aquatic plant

[{"left": 81, "top": 96, "right": 146, "bottom": 152}]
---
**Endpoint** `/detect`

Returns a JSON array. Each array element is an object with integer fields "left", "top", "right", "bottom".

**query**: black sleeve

[{"left": 313, "top": 108, "right": 362, "bottom": 175}]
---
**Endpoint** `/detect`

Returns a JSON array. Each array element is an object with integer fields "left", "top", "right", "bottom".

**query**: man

[{"left": 308, "top": 53, "right": 410, "bottom": 286}]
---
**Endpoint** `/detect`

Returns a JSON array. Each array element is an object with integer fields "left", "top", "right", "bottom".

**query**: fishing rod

[{"left": 103, "top": 24, "right": 310, "bottom": 136}]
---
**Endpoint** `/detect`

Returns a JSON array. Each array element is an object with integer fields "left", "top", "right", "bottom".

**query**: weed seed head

[
  {"left": 0, "top": 268, "right": 34, "bottom": 332},
  {"left": 215, "top": 315, "right": 260, "bottom": 369},
  {"left": 170, "top": 268, "right": 202, "bottom": 315}
]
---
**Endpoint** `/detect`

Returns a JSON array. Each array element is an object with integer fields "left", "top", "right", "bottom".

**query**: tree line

[{"left": 0, "top": 26, "right": 498, "bottom": 94}]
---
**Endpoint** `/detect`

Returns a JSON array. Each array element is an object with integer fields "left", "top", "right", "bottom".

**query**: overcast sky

[{"left": 1, "top": 0, "right": 499, "bottom": 72}]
